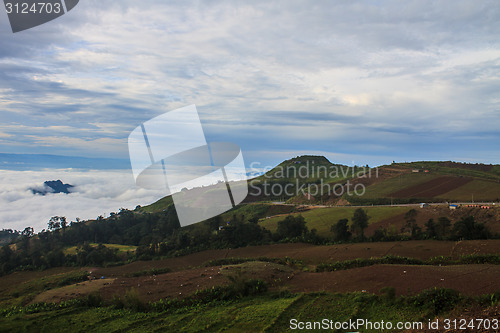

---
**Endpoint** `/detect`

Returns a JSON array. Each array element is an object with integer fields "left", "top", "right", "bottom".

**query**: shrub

[
  {"left": 110, "top": 294, "right": 124, "bottom": 309},
  {"left": 316, "top": 256, "right": 423, "bottom": 272},
  {"left": 459, "top": 254, "right": 500, "bottom": 265},
  {"left": 57, "top": 271, "right": 89, "bottom": 287},
  {"left": 412, "top": 288, "right": 461, "bottom": 315},
  {"left": 123, "top": 288, "right": 147, "bottom": 312},
  {"left": 380, "top": 286, "right": 396, "bottom": 301},
  {"left": 84, "top": 291, "right": 103, "bottom": 307},
  {"left": 225, "top": 270, "right": 268, "bottom": 298},
  {"left": 126, "top": 267, "right": 171, "bottom": 277}
]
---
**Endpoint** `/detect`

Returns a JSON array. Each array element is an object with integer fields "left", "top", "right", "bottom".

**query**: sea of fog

[{"left": 0, "top": 169, "right": 167, "bottom": 232}]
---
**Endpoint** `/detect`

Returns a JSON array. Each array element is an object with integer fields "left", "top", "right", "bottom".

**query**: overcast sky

[{"left": 0, "top": 1, "right": 499, "bottom": 167}]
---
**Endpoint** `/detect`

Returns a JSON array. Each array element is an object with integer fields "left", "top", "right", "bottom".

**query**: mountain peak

[
  {"left": 285, "top": 155, "right": 332, "bottom": 165},
  {"left": 31, "top": 180, "right": 74, "bottom": 195}
]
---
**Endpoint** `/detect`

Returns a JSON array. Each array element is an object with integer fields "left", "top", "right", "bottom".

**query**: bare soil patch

[
  {"left": 93, "top": 240, "right": 500, "bottom": 279},
  {"left": 288, "top": 264, "right": 500, "bottom": 296},
  {"left": 4, "top": 240, "right": 500, "bottom": 305},
  {"left": 98, "top": 261, "right": 294, "bottom": 303},
  {"left": 100, "top": 266, "right": 228, "bottom": 303},
  {"left": 31, "top": 278, "right": 115, "bottom": 304}
]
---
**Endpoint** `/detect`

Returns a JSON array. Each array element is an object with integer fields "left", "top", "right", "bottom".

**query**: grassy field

[
  {"left": 0, "top": 269, "right": 88, "bottom": 308},
  {"left": 138, "top": 195, "right": 173, "bottom": 213},
  {"left": 2, "top": 240, "right": 500, "bottom": 332},
  {"left": 0, "top": 292, "right": 437, "bottom": 333},
  {"left": 396, "top": 162, "right": 500, "bottom": 181},
  {"left": 437, "top": 179, "right": 500, "bottom": 202},
  {"left": 64, "top": 244, "right": 137, "bottom": 255},
  {"left": 0, "top": 296, "right": 298, "bottom": 332},
  {"left": 259, "top": 206, "right": 410, "bottom": 235},
  {"left": 137, "top": 159, "right": 500, "bottom": 214},
  {"left": 361, "top": 173, "right": 438, "bottom": 199}
]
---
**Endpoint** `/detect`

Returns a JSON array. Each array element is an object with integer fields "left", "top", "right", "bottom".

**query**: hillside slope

[{"left": 140, "top": 157, "right": 500, "bottom": 213}]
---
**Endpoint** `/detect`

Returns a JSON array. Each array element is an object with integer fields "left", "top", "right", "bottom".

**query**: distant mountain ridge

[{"left": 31, "top": 180, "right": 74, "bottom": 195}]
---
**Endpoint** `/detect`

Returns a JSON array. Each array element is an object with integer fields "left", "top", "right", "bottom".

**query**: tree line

[
  {"left": 0, "top": 206, "right": 496, "bottom": 276},
  {"left": 331, "top": 208, "right": 493, "bottom": 242}
]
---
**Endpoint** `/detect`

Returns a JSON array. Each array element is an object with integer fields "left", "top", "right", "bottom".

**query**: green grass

[
  {"left": 220, "top": 203, "right": 296, "bottom": 224},
  {"left": 139, "top": 195, "right": 173, "bottom": 213},
  {"left": 0, "top": 296, "right": 299, "bottom": 333},
  {"left": 133, "top": 159, "right": 500, "bottom": 214},
  {"left": 253, "top": 155, "right": 358, "bottom": 184},
  {"left": 396, "top": 161, "right": 500, "bottom": 181},
  {"left": 0, "top": 292, "right": 442, "bottom": 333},
  {"left": 0, "top": 270, "right": 88, "bottom": 307},
  {"left": 266, "top": 293, "right": 425, "bottom": 332},
  {"left": 64, "top": 244, "right": 137, "bottom": 255},
  {"left": 316, "top": 254, "right": 500, "bottom": 272},
  {"left": 438, "top": 179, "right": 500, "bottom": 202},
  {"left": 361, "top": 173, "right": 438, "bottom": 199},
  {"left": 259, "top": 206, "right": 409, "bottom": 236}
]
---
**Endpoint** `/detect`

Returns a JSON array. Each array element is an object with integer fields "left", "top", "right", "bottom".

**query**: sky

[{"left": 0, "top": 1, "right": 499, "bottom": 231}]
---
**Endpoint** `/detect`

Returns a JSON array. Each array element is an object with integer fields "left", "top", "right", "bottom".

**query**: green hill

[{"left": 138, "top": 156, "right": 500, "bottom": 215}]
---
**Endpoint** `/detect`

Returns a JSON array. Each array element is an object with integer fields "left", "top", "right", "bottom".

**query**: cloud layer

[{"left": 0, "top": 169, "right": 166, "bottom": 232}]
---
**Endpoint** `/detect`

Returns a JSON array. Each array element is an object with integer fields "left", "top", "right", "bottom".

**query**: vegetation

[
  {"left": 125, "top": 268, "right": 172, "bottom": 278},
  {"left": 1, "top": 288, "right": 499, "bottom": 332},
  {"left": 276, "top": 215, "right": 308, "bottom": 240},
  {"left": 1, "top": 156, "right": 499, "bottom": 331},
  {"left": 1, "top": 199, "right": 497, "bottom": 277},
  {"left": 204, "top": 257, "right": 302, "bottom": 268},
  {"left": 260, "top": 205, "right": 409, "bottom": 236},
  {"left": 396, "top": 161, "right": 500, "bottom": 181},
  {"left": 452, "top": 215, "right": 491, "bottom": 240},
  {"left": 351, "top": 208, "right": 370, "bottom": 240},
  {"left": 402, "top": 209, "right": 421, "bottom": 239},
  {"left": 316, "top": 254, "right": 500, "bottom": 272},
  {"left": 330, "top": 218, "right": 351, "bottom": 242}
]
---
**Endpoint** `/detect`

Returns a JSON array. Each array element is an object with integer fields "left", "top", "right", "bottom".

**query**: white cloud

[{"left": 0, "top": 169, "right": 167, "bottom": 232}]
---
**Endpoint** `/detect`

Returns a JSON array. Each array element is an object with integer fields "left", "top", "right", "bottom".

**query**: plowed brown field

[
  {"left": 389, "top": 176, "right": 473, "bottom": 198},
  {"left": 12, "top": 240, "right": 498, "bottom": 304}
]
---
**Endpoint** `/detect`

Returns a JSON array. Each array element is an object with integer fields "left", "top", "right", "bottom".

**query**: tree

[
  {"left": 207, "top": 215, "right": 223, "bottom": 231},
  {"left": 219, "top": 221, "right": 265, "bottom": 247},
  {"left": 452, "top": 216, "right": 491, "bottom": 240},
  {"left": 276, "top": 215, "right": 308, "bottom": 239},
  {"left": 60, "top": 217, "right": 68, "bottom": 229},
  {"left": 351, "top": 208, "right": 369, "bottom": 240},
  {"left": 21, "top": 227, "right": 34, "bottom": 238},
  {"left": 48, "top": 216, "right": 62, "bottom": 231},
  {"left": 371, "top": 227, "right": 387, "bottom": 242},
  {"left": 402, "top": 209, "right": 421, "bottom": 239},
  {"left": 331, "top": 218, "right": 351, "bottom": 242},
  {"left": 437, "top": 217, "right": 451, "bottom": 239},
  {"left": 424, "top": 218, "right": 437, "bottom": 239}
]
